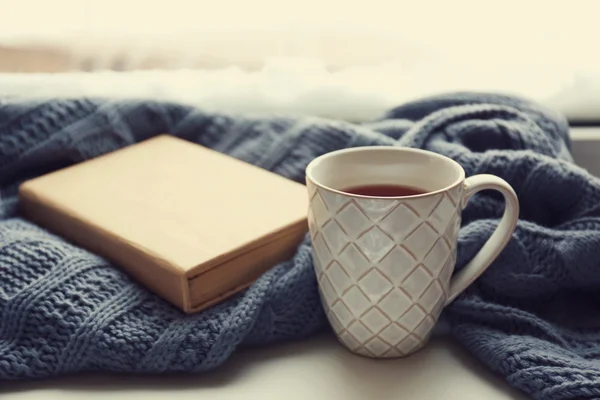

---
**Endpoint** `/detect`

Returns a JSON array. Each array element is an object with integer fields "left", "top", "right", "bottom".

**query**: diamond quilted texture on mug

[
  {"left": 377, "top": 203, "right": 422, "bottom": 241},
  {"left": 347, "top": 320, "right": 372, "bottom": 344},
  {"left": 355, "top": 226, "right": 395, "bottom": 262},
  {"left": 331, "top": 300, "right": 354, "bottom": 328},
  {"left": 326, "top": 261, "right": 353, "bottom": 295},
  {"left": 418, "top": 279, "right": 445, "bottom": 313},
  {"left": 321, "top": 220, "right": 348, "bottom": 255},
  {"left": 307, "top": 181, "right": 318, "bottom": 199},
  {"left": 362, "top": 307, "right": 391, "bottom": 333},
  {"left": 396, "top": 334, "right": 421, "bottom": 355},
  {"left": 403, "top": 265, "right": 433, "bottom": 299},
  {"left": 405, "top": 194, "right": 442, "bottom": 218},
  {"left": 399, "top": 305, "right": 427, "bottom": 332},
  {"left": 358, "top": 268, "right": 394, "bottom": 302},
  {"left": 355, "top": 198, "right": 398, "bottom": 221},
  {"left": 402, "top": 223, "right": 439, "bottom": 261},
  {"left": 308, "top": 209, "right": 317, "bottom": 239},
  {"left": 428, "top": 194, "right": 458, "bottom": 233},
  {"left": 326, "top": 310, "right": 345, "bottom": 334},
  {"left": 339, "top": 330, "right": 361, "bottom": 351},
  {"left": 312, "top": 234, "right": 333, "bottom": 272},
  {"left": 311, "top": 192, "right": 331, "bottom": 228},
  {"left": 447, "top": 184, "right": 462, "bottom": 206},
  {"left": 444, "top": 213, "right": 461, "bottom": 241},
  {"left": 342, "top": 286, "right": 372, "bottom": 317},
  {"left": 382, "top": 348, "right": 403, "bottom": 358},
  {"left": 379, "top": 323, "right": 410, "bottom": 345},
  {"left": 413, "top": 315, "right": 436, "bottom": 340},
  {"left": 438, "top": 252, "right": 455, "bottom": 285},
  {"left": 365, "top": 337, "right": 391, "bottom": 357},
  {"left": 336, "top": 201, "right": 373, "bottom": 240},
  {"left": 318, "top": 274, "right": 338, "bottom": 305},
  {"left": 337, "top": 244, "right": 370, "bottom": 276},
  {"left": 422, "top": 238, "right": 452, "bottom": 277},
  {"left": 431, "top": 295, "right": 446, "bottom": 318},
  {"left": 319, "top": 188, "right": 350, "bottom": 214},
  {"left": 377, "top": 288, "right": 413, "bottom": 321},
  {"left": 378, "top": 246, "right": 417, "bottom": 282}
]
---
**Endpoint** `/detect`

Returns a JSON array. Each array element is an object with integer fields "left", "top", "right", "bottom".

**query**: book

[{"left": 19, "top": 135, "right": 308, "bottom": 313}]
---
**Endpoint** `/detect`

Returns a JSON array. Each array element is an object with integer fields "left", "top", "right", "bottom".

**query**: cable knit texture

[{"left": 0, "top": 93, "right": 599, "bottom": 400}]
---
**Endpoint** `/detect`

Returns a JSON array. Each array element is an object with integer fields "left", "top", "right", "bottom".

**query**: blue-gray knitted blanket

[{"left": 1, "top": 93, "right": 599, "bottom": 400}]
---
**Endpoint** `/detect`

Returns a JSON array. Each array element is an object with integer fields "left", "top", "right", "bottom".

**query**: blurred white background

[
  {"left": 1, "top": 0, "right": 599, "bottom": 69},
  {"left": 0, "top": 0, "right": 599, "bottom": 123}
]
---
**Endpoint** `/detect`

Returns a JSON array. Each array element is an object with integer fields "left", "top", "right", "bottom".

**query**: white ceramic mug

[{"left": 305, "top": 147, "right": 519, "bottom": 358}]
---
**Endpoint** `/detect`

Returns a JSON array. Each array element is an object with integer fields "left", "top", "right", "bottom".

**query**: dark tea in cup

[{"left": 342, "top": 184, "right": 426, "bottom": 197}]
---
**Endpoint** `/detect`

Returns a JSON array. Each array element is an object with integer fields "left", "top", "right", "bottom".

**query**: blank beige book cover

[{"left": 19, "top": 135, "right": 308, "bottom": 313}]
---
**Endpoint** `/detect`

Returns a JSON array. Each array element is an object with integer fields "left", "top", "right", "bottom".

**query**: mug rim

[{"left": 305, "top": 146, "right": 466, "bottom": 200}]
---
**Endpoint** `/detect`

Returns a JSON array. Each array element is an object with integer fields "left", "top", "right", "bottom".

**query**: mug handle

[{"left": 445, "top": 174, "right": 519, "bottom": 305}]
